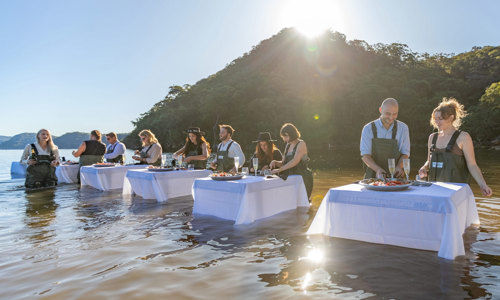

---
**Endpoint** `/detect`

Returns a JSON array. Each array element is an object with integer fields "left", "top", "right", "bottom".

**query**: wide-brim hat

[
  {"left": 183, "top": 127, "right": 205, "bottom": 135},
  {"left": 252, "top": 132, "right": 276, "bottom": 143}
]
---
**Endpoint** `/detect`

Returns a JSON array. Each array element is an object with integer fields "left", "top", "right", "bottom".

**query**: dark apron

[
  {"left": 216, "top": 141, "right": 234, "bottom": 172},
  {"left": 428, "top": 131, "right": 469, "bottom": 183},
  {"left": 281, "top": 140, "right": 314, "bottom": 199},
  {"left": 363, "top": 121, "right": 401, "bottom": 179},
  {"left": 25, "top": 143, "right": 58, "bottom": 188},
  {"left": 106, "top": 143, "right": 124, "bottom": 163},
  {"left": 140, "top": 144, "right": 161, "bottom": 166},
  {"left": 186, "top": 144, "right": 207, "bottom": 169}
]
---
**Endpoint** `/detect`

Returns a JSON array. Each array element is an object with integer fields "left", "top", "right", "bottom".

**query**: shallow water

[{"left": 0, "top": 149, "right": 499, "bottom": 299}]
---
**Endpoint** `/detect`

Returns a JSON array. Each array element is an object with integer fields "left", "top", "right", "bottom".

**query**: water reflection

[{"left": 24, "top": 189, "right": 58, "bottom": 242}]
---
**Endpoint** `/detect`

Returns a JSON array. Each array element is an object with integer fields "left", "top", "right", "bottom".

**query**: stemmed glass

[
  {"left": 388, "top": 158, "right": 396, "bottom": 180},
  {"left": 234, "top": 157, "right": 240, "bottom": 174},
  {"left": 252, "top": 157, "right": 259, "bottom": 176},
  {"left": 403, "top": 158, "right": 410, "bottom": 182},
  {"left": 207, "top": 153, "right": 216, "bottom": 170},
  {"left": 161, "top": 154, "right": 167, "bottom": 167},
  {"left": 177, "top": 155, "right": 183, "bottom": 169}
]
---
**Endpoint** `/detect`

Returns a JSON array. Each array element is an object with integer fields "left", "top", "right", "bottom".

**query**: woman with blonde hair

[
  {"left": 20, "top": 129, "right": 60, "bottom": 189},
  {"left": 418, "top": 98, "right": 492, "bottom": 196},
  {"left": 132, "top": 129, "right": 162, "bottom": 166}
]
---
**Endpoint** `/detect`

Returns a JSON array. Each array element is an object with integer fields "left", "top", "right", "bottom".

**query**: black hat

[
  {"left": 252, "top": 132, "right": 276, "bottom": 143},
  {"left": 183, "top": 127, "right": 205, "bottom": 135}
]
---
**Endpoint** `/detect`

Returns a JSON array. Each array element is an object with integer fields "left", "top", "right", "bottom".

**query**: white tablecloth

[
  {"left": 123, "top": 169, "right": 213, "bottom": 202},
  {"left": 10, "top": 162, "right": 27, "bottom": 176},
  {"left": 55, "top": 164, "right": 80, "bottom": 184},
  {"left": 307, "top": 182, "right": 480, "bottom": 260},
  {"left": 193, "top": 175, "right": 310, "bottom": 225},
  {"left": 80, "top": 164, "right": 147, "bottom": 191}
]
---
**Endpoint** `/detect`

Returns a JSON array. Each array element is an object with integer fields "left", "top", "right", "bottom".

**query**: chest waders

[
  {"left": 25, "top": 143, "right": 58, "bottom": 189},
  {"left": 106, "top": 143, "right": 124, "bottom": 164},
  {"left": 428, "top": 131, "right": 469, "bottom": 183},
  {"left": 216, "top": 141, "right": 234, "bottom": 172},
  {"left": 363, "top": 121, "right": 401, "bottom": 179},
  {"left": 140, "top": 144, "right": 162, "bottom": 166},
  {"left": 281, "top": 140, "right": 314, "bottom": 200},
  {"left": 186, "top": 144, "right": 207, "bottom": 169}
]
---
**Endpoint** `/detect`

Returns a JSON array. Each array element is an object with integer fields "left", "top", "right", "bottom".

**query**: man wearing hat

[
  {"left": 249, "top": 132, "right": 283, "bottom": 173},
  {"left": 173, "top": 127, "right": 211, "bottom": 169},
  {"left": 211, "top": 124, "right": 245, "bottom": 173}
]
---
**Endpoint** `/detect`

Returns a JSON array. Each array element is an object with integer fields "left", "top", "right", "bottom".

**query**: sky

[{"left": 1, "top": 0, "right": 499, "bottom": 137}]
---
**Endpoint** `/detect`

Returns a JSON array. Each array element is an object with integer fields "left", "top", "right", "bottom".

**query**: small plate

[
  {"left": 147, "top": 168, "right": 174, "bottom": 172},
  {"left": 210, "top": 174, "right": 245, "bottom": 181},
  {"left": 93, "top": 164, "right": 116, "bottom": 168}
]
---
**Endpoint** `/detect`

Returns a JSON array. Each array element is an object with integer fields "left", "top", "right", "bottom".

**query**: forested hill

[{"left": 124, "top": 28, "right": 500, "bottom": 154}]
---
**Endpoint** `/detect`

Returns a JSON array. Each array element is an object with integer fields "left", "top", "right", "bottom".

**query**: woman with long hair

[
  {"left": 173, "top": 127, "right": 210, "bottom": 169},
  {"left": 132, "top": 129, "right": 162, "bottom": 166},
  {"left": 270, "top": 123, "right": 314, "bottom": 199},
  {"left": 418, "top": 98, "right": 492, "bottom": 196},
  {"left": 20, "top": 129, "right": 60, "bottom": 188},
  {"left": 249, "top": 132, "right": 282, "bottom": 173}
]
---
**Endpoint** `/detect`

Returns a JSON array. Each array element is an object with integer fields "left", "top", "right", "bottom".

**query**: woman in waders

[
  {"left": 418, "top": 98, "right": 493, "bottom": 197},
  {"left": 132, "top": 129, "right": 163, "bottom": 166},
  {"left": 72, "top": 130, "right": 106, "bottom": 182},
  {"left": 20, "top": 129, "right": 60, "bottom": 189},
  {"left": 271, "top": 123, "right": 314, "bottom": 200},
  {"left": 173, "top": 127, "right": 211, "bottom": 169}
]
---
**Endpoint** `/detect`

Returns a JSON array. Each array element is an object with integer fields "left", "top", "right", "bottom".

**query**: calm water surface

[{"left": 0, "top": 149, "right": 498, "bottom": 299}]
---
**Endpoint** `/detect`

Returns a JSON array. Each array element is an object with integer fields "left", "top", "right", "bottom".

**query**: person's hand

[
  {"left": 28, "top": 159, "right": 37, "bottom": 166},
  {"left": 480, "top": 184, "right": 493, "bottom": 197},
  {"left": 261, "top": 165, "right": 269, "bottom": 170},
  {"left": 269, "top": 160, "right": 277, "bottom": 169},
  {"left": 271, "top": 168, "right": 280, "bottom": 175},
  {"left": 132, "top": 155, "right": 141, "bottom": 161},
  {"left": 394, "top": 166, "right": 404, "bottom": 178},
  {"left": 135, "top": 150, "right": 140, "bottom": 155},
  {"left": 71, "top": 150, "right": 76, "bottom": 156},
  {"left": 250, "top": 167, "right": 254, "bottom": 173},
  {"left": 184, "top": 156, "right": 192, "bottom": 163},
  {"left": 418, "top": 166, "right": 428, "bottom": 179},
  {"left": 210, "top": 162, "right": 216, "bottom": 169},
  {"left": 51, "top": 160, "right": 59, "bottom": 167},
  {"left": 375, "top": 168, "right": 386, "bottom": 179},
  {"left": 229, "top": 167, "right": 237, "bottom": 175}
]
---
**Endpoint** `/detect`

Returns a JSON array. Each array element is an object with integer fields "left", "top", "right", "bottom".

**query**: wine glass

[
  {"left": 403, "top": 158, "right": 410, "bottom": 182},
  {"left": 234, "top": 157, "right": 240, "bottom": 174},
  {"left": 161, "top": 154, "right": 167, "bottom": 167},
  {"left": 252, "top": 157, "right": 259, "bottom": 176},
  {"left": 177, "top": 155, "right": 183, "bottom": 168},
  {"left": 388, "top": 158, "right": 396, "bottom": 180},
  {"left": 242, "top": 167, "right": 249, "bottom": 175}
]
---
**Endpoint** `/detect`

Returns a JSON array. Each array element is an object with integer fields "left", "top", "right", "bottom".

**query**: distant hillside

[
  {"left": 125, "top": 28, "right": 500, "bottom": 154},
  {"left": 0, "top": 136, "right": 10, "bottom": 143},
  {"left": 0, "top": 133, "right": 37, "bottom": 149},
  {"left": 0, "top": 132, "right": 129, "bottom": 149}
]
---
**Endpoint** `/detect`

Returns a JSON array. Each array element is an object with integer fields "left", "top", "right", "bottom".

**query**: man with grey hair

[{"left": 360, "top": 98, "right": 410, "bottom": 179}]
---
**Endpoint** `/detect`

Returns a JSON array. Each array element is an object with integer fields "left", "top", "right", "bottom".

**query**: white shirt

[
  {"left": 21, "top": 142, "right": 60, "bottom": 164},
  {"left": 140, "top": 143, "right": 162, "bottom": 164},
  {"left": 104, "top": 141, "right": 126, "bottom": 160},
  {"left": 215, "top": 139, "right": 245, "bottom": 166}
]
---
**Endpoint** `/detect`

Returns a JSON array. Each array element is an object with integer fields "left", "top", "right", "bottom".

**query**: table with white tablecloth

[
  {"left": 307, "top": 182, "right": 480, "bottom": 260},
  {"left": 55, "top": 164, "right": 80, "bottom": 184},
  {"left": 193, "top": 175, "right": 310, "bottom": 225},
  {"left": 10, "top": 162, "right": 27, "bottom": 176},
  {"left": 123, "top": 169, "right": 213, "bottom": 202},
  {"left": 80, "top": 164, "right": 147, "bottom": 191}
]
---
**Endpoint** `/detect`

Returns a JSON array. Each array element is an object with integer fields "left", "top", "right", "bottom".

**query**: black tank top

[{"left": 82, "top": 140, "right": 106, "bottom": 156}]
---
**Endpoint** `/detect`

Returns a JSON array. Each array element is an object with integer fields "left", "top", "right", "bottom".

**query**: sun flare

[{"left": 281, "top": 0, "right": 338, "bottom": 37}]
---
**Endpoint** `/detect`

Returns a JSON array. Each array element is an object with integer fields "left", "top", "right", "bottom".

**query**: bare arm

[
  {"left": 418, "top": 134, "right": 433, "bottom": 179},
  {"left": 72, "top": 142, "right": 86, "bottom": 157},
  {"left": 460, "top": 132, "right": 492, "bottom": 196},
  {"left": 173, "top": 145, "right": 186, "bottom": 158},
  {"left": 362, "top": 154, "right": 386, "bottom": 179}
]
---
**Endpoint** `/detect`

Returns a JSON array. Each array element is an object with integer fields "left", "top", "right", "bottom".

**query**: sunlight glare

[{"left": 282, "top": 0, "right": 337, "bottom": 37}]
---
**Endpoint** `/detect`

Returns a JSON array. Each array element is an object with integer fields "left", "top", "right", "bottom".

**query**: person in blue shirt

[{"left": 360, "top": 98, "right": 411, "bottom": 179}]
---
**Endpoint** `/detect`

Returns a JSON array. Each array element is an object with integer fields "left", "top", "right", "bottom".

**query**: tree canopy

[{"left": 124, "top": 28, "right": 500, "bottom": 161}]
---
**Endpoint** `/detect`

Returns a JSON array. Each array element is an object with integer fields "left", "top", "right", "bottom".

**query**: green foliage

[{"left": 124, "top": 28, "right": 500, "bottom": 156}]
